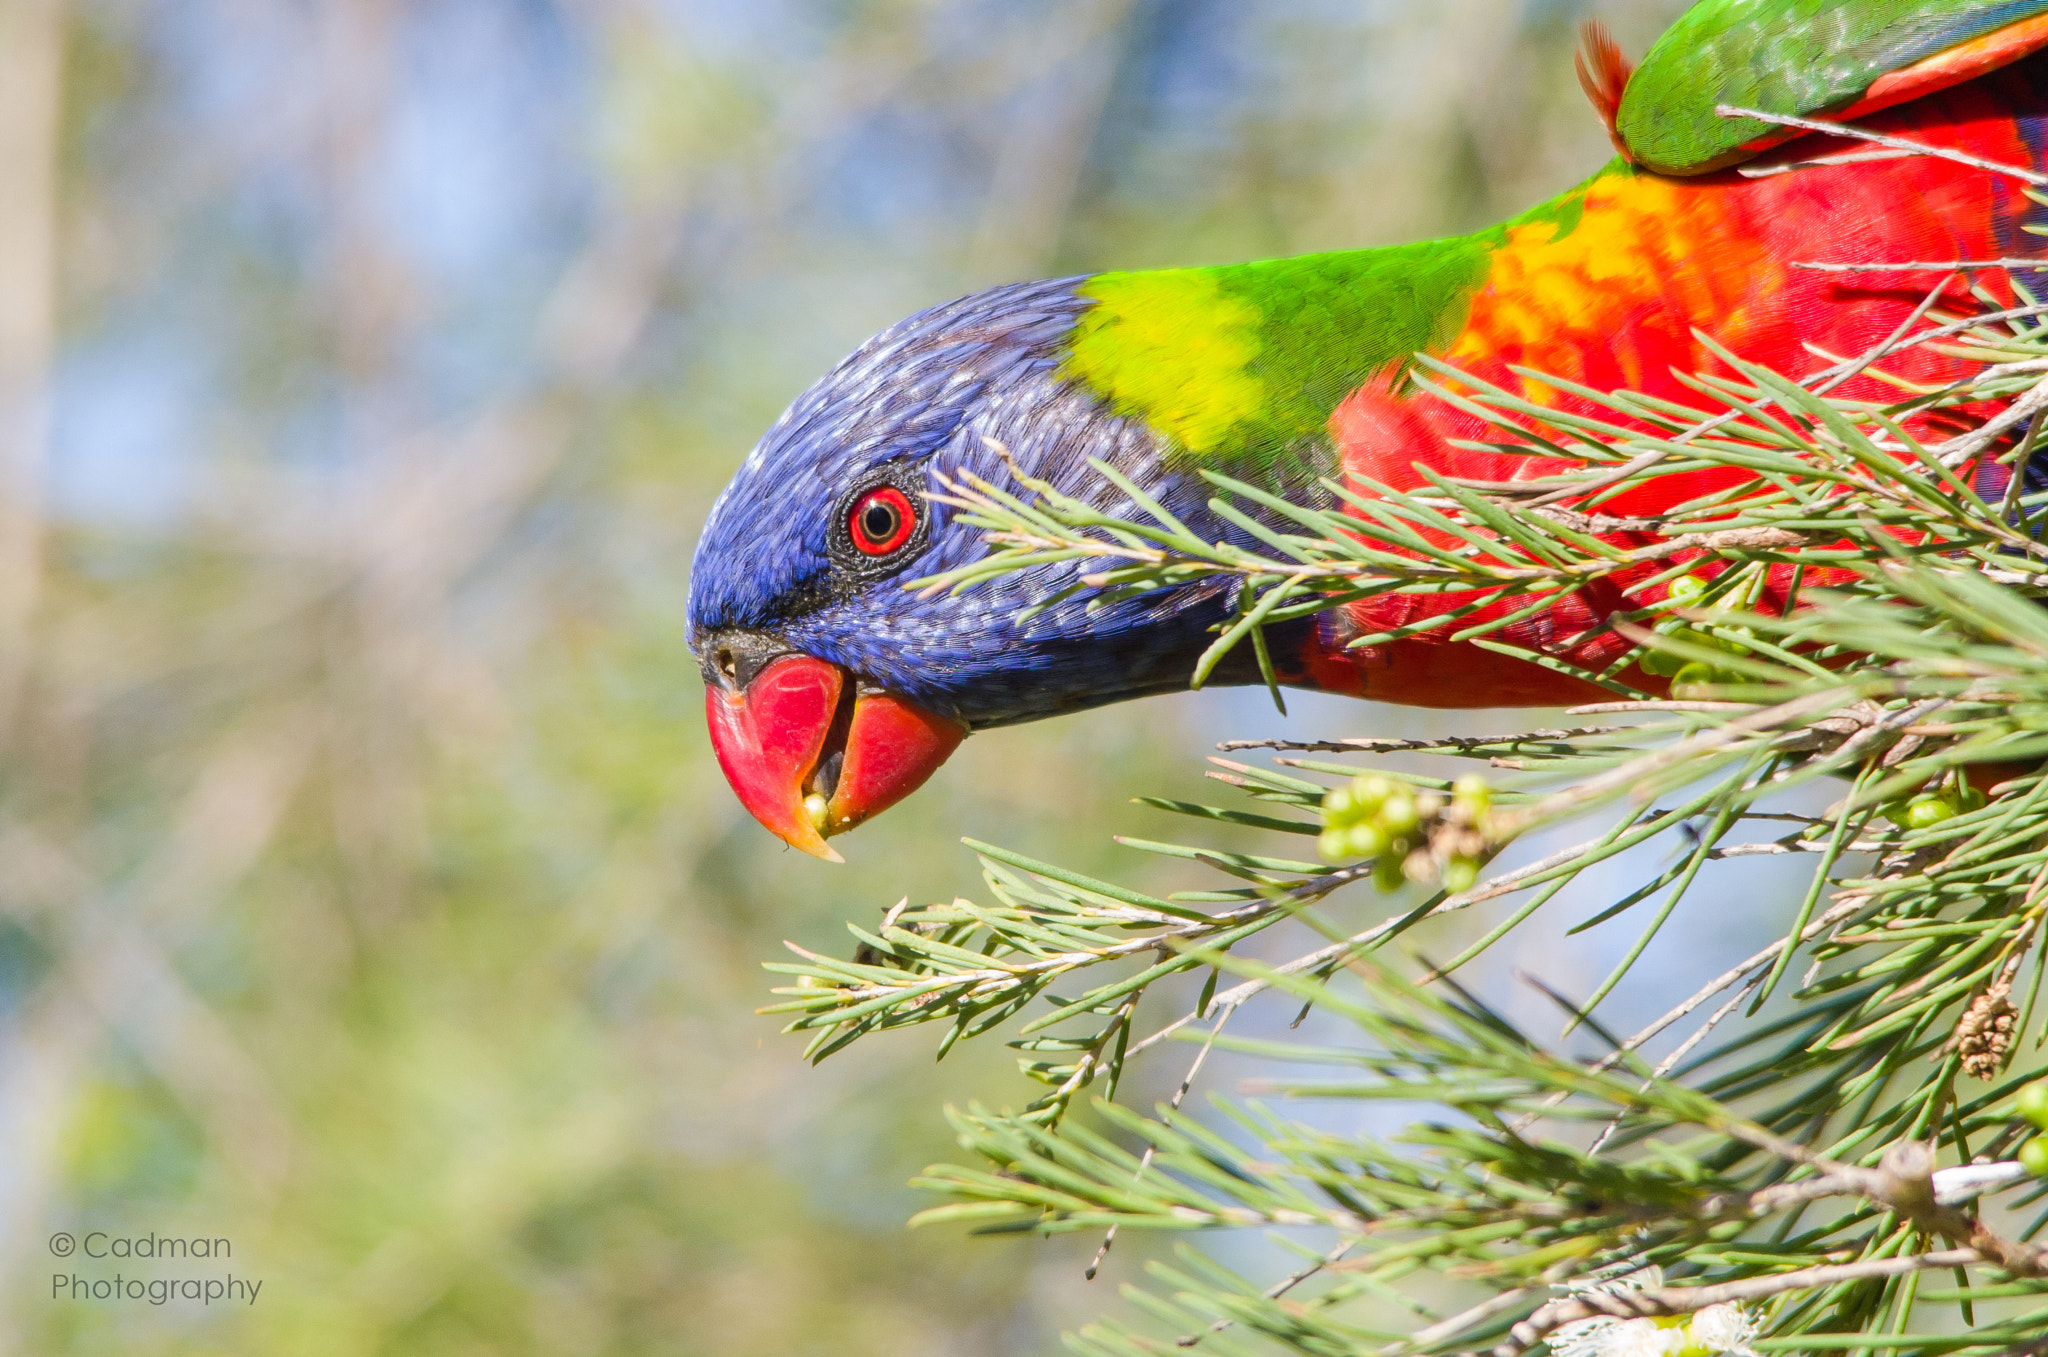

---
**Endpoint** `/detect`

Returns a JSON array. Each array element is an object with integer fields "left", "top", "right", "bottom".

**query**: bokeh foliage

[{"left": 0, "top": 2, "right": 1694, "bottom": 1355}]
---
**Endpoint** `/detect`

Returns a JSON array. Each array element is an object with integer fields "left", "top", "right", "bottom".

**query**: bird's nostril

[{"left": 717, "top": 649, "right": 737, "bottom": 681}]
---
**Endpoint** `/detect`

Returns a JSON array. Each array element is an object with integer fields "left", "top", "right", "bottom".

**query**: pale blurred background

[{"left": 0, "top": 2, "right": 1755, "bottom": 1353}]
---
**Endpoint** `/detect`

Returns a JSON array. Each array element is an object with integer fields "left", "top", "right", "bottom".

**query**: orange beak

[{"left": 704, "top": 653, "right": 966, "bottom": 860}]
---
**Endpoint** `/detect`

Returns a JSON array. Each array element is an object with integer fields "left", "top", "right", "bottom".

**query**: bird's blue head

[{"left": 686, "top": 276, "right": 1297, "bottom": 858}]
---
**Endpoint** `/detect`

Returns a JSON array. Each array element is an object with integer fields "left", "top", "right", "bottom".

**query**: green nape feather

[
  {"left": 1618, "top": 0, "right": 2048, "bottom": 175},
  {"left": 1055, "top": 176, "right": 1612, "bottom": 474},
  {"left": 1059, "top": 238, "right": 1492, "bottom": 470}
]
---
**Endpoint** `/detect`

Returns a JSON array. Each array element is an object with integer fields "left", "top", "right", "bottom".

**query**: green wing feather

[{"left": 1617, "top": 0, "right": 2048, "bottom": 175}]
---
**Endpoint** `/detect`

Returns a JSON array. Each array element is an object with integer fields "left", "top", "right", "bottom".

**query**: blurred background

[{"left": 0, "top": 1, "right": 1752, "bottom": 1352}]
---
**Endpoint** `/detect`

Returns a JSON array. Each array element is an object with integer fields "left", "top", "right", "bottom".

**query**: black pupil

[{"left": 861, "top": 499, "right": 899, "bottom": 544}]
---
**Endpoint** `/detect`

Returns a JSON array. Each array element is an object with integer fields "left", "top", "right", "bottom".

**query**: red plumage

[{"left": 1304, "top": 57, "right": 2048, "bottom": 708}]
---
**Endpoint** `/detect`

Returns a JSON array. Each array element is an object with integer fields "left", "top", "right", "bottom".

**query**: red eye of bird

[{"left": 848, "top": 485, "right": 916, "bottom": 556}]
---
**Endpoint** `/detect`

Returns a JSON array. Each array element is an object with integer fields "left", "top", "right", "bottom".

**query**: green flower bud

[
  {"left": 1638, "top": 647, "right": 1686, "bottom": 677},
  {"left": 1323, "top": 785, "right": 1355, "bottom": 819},
  {"left": 1374, "top": 853, "right": 1407, "bottom": 893},
  {"left": 1961, "top": 784, "right": 1987, "bottom": 813},
  {"left": 2017, "top": 1078, "right": 2048, "bottom": 1130},
  {"left": 1379, "top": 794, "right": 1420, "bottom": 834},
  {"left": 1353, "top": 775, "right": 1393, "bottom": 812},
  {"left": 1443, "top": 857, "right": 1480, "bottom": 894},
  {"left": 1345, "top": 823, "right": 1386, "bottom": 858},
  {"left": 1903, "top": 794, "right": 1957, "bottom": 830},
  {"left": 1669, "top": 661, "right": 1721, "bottom": 697},
  {"left": 2021, "top": 1134, "right": 2048, "bottom": 1179},
  {"left": 1317, "top": 828, "right": 1351, "bottom": 864},
  {"left": 1667, "top": 573, "right": 1706, "bottom": 604}
]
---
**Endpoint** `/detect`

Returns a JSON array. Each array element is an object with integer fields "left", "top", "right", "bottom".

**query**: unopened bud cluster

[
  {"left": 2016, "top": 1080, "right": 2048, "bottom": 1176},
  {"left": 1881, "top": 771, "right": 1985, "bottom": 830},
  {"left": 1956, "top": 980, "right": 2016, "bottom": 1081},
  {"left": 1637, "top": 573, "right": 1754, "bottom": 696},
  {"left": 1318, "top": 772, "right": 1494, "bottom": 893}
]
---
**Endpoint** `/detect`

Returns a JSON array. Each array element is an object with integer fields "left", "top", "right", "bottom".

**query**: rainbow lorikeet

[{"left": 686, "top": 0, "right": 2048, "bottom": 860}]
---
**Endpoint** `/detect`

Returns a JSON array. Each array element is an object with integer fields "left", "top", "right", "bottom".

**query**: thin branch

[
  {"left": 1715, "top": 104, "right": 2048, "bottom": 187},
  {"left": 1176, "top": 1238, "right": 1361, "bottom": 1350},
  {"left": 1086, "top": 1003, "right": 1234, "bottom": 1281},
  {"left": 1794, "top": 258, "right": 2048, "bottom": 273}
]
